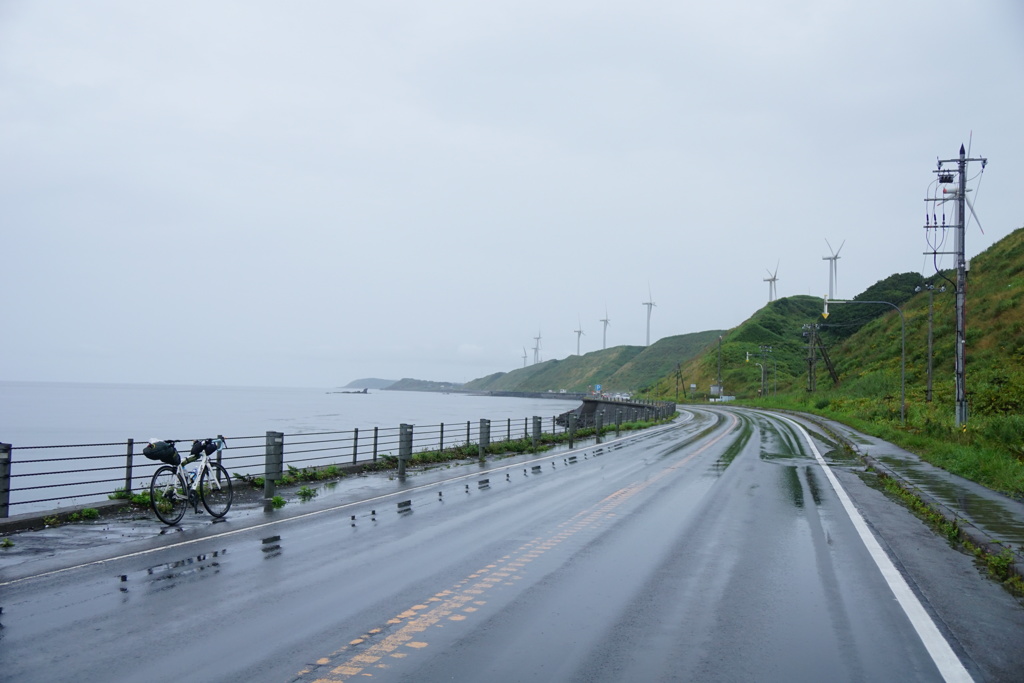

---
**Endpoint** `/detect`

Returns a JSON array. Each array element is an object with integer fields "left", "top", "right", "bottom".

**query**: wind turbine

[
  {"left": 823, "top": 239, "right": 845, "bottom": 300},
  {"left": 764, "top": 261, "right": 779, "bottom": 302},
  {"left": 642, "top": 286, "right": 656, "bottom": 347},
  {"left": 522, "top": 347, "right": 527, "bottom": 368},
  {"left": 532, "top": 331, "right": 542, "bottom": 365},
  {"left": 599, "top": 306, "right": 611, "bottom": 350},
  {"left": 574, "top": 316, "right": 585, "bottom": 356}
]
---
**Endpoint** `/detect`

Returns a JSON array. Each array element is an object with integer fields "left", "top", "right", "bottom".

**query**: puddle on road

[
  {"left": 784, "top": 465, "right": 804, "bottom": 508},
  {"left": 780, "top": 465, "right": 823, "bottom": 510},
  {"left": 261, "top": 535, "right": 283, "bottom": 559},
  {"left": 140, "top": 549, "right": 227, "bottom": 593}
]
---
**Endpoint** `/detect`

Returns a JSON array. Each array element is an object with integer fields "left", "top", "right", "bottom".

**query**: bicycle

[{"left": 145, "top": 437, "right": 233, "bottom": 526}]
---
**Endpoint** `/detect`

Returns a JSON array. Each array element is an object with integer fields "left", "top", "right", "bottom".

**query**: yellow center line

[{"left": 296, "top": 414, "right": 739, "bottom": 681}]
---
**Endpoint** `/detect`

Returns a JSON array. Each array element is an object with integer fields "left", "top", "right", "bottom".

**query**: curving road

[{"left": 2, "top": 407, "right": 1021, "bottom": 681}]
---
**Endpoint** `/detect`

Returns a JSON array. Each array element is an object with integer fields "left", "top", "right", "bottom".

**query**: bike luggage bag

[{"left": 143, "top": 440, "right": 180, "bottom": 466}]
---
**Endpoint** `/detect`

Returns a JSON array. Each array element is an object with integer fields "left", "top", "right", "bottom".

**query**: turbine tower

[
  {"left": 823, "top": 239, "right": 845, "bottom": 300},
  {"left": 764, "top": 262, "right": 779, "bottom": 302},
  {"left": 642, "top": 286, "right": 656, "bottom": 347},
  {"left": 574, "top": 316, "right": 585, "bottom": 356},
  {"left": 522, "top": 347, "right": 527, "bottom": 368},
  {"left": 532, "top": 331, "right": 542, "bottom": 365},
  {"left": 600, "top": 306, "right": 611, "bottom": 350}
]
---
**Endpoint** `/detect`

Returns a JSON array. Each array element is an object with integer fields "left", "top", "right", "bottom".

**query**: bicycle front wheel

[
  {"left": 199, "top": 462, "right": 233, "bottom": 518},
  {"left": 150, "top": 465, "right": 188, "bottom": 525}
]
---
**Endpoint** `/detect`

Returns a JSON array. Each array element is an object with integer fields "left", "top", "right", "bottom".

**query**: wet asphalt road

[{"left": 1, "top": 407, "right": 1021, "bottom": 682}]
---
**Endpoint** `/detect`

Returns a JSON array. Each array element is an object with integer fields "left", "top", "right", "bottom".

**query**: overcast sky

[{"left": 2, "top": 1, "right": 1022, "bottom": 388}]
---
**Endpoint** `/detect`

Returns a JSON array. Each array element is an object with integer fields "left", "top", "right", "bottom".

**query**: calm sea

[
  {"left": 0, "top": 381, "right": 582, "bottom": 447},
  {"left": 0, "top": 382, "right": 584, "bottom": 514}
]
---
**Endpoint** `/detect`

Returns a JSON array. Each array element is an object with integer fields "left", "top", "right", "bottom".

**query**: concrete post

[
  {"left": 352, "top": 427, "right": 359, "bottom": 465},
  {"left": 398, "top": 423, "right": 412, "bottom": 478},
  {"left": 479, "top": 419, "right": 490, "bottom": 462},
  {"left": 532, "top": 416, "right": 541, "bottom": 451},
  {"left": 264, "top": 431, "right": 284, "bottom": 500},
  {"left": 440, "top": 422, "right": 445, "bottom": 453},
  {"left": 124, "top": 438, "right": 134, "bottom": 496},
  {"left": 595, "top": 412, "right": 604, "bottom": 444},
  {"left": 373, "top": 426, "right": 379, "bottom": 462},
  {"left": 568, "top": 413, "right": 577, "bottom": 448},
  {"left": 0, "top": 443, "right": 11, "bottom": 518}
]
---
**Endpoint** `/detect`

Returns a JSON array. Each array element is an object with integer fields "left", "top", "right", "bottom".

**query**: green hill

[
  {"left": 463, "top": 330, "right": 725, "bottom": 394},
  {"left": 644, "top": 227, "right": 1024, "bottom": 415}
]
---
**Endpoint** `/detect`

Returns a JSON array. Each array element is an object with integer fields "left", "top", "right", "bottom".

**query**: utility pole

[
  {"left": 925, "top": 145, "right": 986, "bottom": 427},
  {"left": 803, "top": 324, "right": 817, "bottom": 392}
]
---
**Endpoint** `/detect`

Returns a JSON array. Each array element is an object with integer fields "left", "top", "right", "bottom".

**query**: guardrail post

[
  {"left": 352, "top": 427, "right": 359, "bottom": 465},
  {"left": 479, "top": 419, "right": 490, "bottom": 462},
  {"left": 265, "top": 431, "right": 284, "bottom": 499},
  {"left": 124, "top": 439, "right": 134, "bottom": 496},
  {"left": 398, "top": 424, "right": 412, "bottom": 478},
  {"left": 373, "top": 426, "right": 379, "bottom": 462},
  {"left": 568, "top": 413, "right": 577, "bottom": 448},
  {"left": 532, "top": 416, "right": 541, "bottom": 451},
  {"left": 466, "top": 420, "right": 470, "bottom": 446},
  {"left": 0, "top": 443, "right": 11, "bottom": 518},
  {"left": 595, "top": 412, "right": 604, "bottom": 444},
  {"left": 440, "top": 422, "right": 445, "bottom": 453}
]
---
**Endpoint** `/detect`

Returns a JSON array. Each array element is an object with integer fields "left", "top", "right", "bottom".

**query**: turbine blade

[{"left": 965, "top": 196, "right": 985, "bottom": 234}]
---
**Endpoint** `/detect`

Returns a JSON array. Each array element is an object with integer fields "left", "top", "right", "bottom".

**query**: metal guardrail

[{"left": 0, "top": 399, "right": 675, "bottom": 517}]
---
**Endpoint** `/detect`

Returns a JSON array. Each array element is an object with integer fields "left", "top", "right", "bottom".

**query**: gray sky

[{"left": 2, "top": 1, "right": 1022, "bottom": 388}]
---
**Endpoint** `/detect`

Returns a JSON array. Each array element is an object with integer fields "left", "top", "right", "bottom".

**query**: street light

[
  {"left": 824, "top": 297, "right": 906, "bottom": 424},
  {"left": 915, "top": 284, "right": 946, "bottom": 402},
  {"left": 717, "top": 335, "right": 723, "bottom": 401}
]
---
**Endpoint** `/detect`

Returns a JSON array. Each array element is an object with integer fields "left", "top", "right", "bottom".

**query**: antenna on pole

[
  {"left": 763, "top": 261, "right": 779, "bottom": 302},
  {"left": 599, "top": 306, "right": 611, "bottom": 350},
  {"left": 642, "top": 285, "right": 656, "bottom": 347},
  {"left": 822, "top": 239, "right": 844, "bottom": 300}
]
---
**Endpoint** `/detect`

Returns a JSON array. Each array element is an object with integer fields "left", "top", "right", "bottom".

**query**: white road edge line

[
  {"left": 1, "top": 419, "right": 690, "bottom": 588},
  {"left": 778, "top": 414, "right": 973, "bottom": 683}
]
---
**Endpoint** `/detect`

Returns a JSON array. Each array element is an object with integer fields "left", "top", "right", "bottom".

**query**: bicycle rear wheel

[
  {"left": 199, "top": 462, "right": 233, "bottom": 518},
  {"left": 150, "top": 465, "right": 188, "bottom": 525}
]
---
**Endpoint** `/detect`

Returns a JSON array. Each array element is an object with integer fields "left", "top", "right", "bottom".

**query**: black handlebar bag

[{"left": 143, "top": 441, "right": 181, "bottom": 466}]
